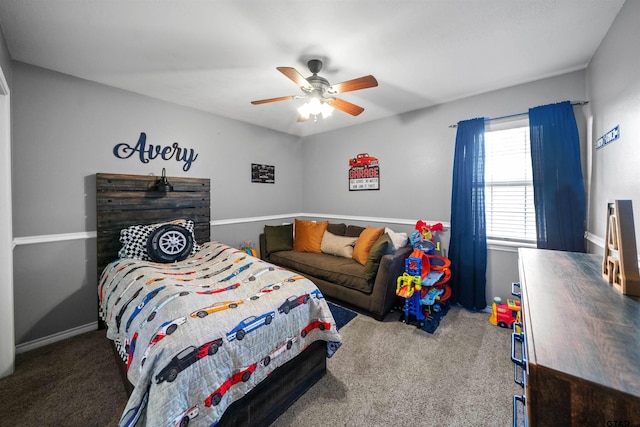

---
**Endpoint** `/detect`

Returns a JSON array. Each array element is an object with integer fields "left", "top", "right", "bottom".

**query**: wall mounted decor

[
  {"left": 595, "top": 125, "right": 620, "bottom": 150},
  {"left": 251, "top": 163, "right": 275, "bottom": 183},
  {"left": 150, "top": 168, "right": 173, "bottom": 192},
  {"left": 348, "top": 152, "right": 379, "bottom": 191},
  {"left": 113, "top": 132, "right": 199, "bottom": 171}
]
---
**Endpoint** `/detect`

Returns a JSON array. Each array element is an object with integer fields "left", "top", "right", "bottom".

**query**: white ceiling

[{"left": 0, "top": 0, "right": 625, "bottom": 137}]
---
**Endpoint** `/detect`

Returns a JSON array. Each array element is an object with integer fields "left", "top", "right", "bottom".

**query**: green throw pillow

[
  {"left": 264, "top": 224, "right": 293, "bottom": 256},
  {"left": 364, "top": 233, "right": 394, "bottom": 281}
]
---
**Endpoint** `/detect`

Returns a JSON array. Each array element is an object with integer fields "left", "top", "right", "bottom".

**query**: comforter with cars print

[{"left": 99, "top": 241, "right": 342, "bottom": 427}]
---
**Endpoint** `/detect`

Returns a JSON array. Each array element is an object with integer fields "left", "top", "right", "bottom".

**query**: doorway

[{"left": 0, "top": 65, "right": 14, "bottom": 378}]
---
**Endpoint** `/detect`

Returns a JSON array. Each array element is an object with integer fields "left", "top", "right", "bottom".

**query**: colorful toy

[
  {"left": 405, "top": 254, "right": 423, "bottom": 277},
  {"left": 406, "top": 248, "right": 431, "bottom": 279},
  {"left": 426, "top": 254, "right": 451, "bottom": 286},
  {"left": 396, "top": 273, "right": 421, "bottom": 298},
  {"left": 403, "top": 291, "right": 426, "bottom": 324},
  {"left": 240, "top": 240, "right": 258, "bottom": 257},
  {"left": 489, "top": 297, "right": 521, "bottom": 330},
  {"left": 410, "top": 230, "right": 436, "bottom": 253},
  {"left": 420, "top": 286, "right": 444, "bottom": 306},
  {"left": 396, "top": 220, "right": 452, "bottom": 329},
  {"left": 415, "top": 220, "right": 443, "bottom": 251}
]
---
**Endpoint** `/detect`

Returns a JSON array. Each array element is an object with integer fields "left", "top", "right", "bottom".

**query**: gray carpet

[
  {"left": 272, "top": 306, "right": 521, "bottom": 427},
  {"left": 0, "top": 306, "right": 520, "bottom": 427},
  {"left": 0, "top": 329, "right": 126, "bottom": 427}
]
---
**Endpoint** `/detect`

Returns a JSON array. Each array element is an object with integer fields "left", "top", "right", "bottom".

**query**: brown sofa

[{"left": 259, "top": 221, "right": 412, "bottom": 320}]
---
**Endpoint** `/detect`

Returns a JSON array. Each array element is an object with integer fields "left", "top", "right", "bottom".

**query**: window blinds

[{"left": 484, "top": 125, "right": 536, "bottom": 243}]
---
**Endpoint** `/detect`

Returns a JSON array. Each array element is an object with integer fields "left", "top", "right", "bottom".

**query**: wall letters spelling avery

[{"left": 113, "top": 132, "right": 199, "bottom": 171}]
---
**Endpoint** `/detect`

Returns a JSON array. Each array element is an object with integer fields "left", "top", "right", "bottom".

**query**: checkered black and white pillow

[{"left": 118, "top": 219, "right": 200, "bottom": 261}]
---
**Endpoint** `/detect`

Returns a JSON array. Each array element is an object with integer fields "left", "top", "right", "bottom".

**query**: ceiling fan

[{"left": 250, "top": 59, "right": 378, "bottom": 121}]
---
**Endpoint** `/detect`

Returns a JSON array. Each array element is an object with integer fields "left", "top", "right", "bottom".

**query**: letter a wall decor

[{"left": 602, "top": 200, "right": 640, "bottom": 297}]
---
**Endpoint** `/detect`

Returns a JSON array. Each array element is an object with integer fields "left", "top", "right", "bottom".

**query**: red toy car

[
  {"left": 204, "top": 363, "right": 258, "bottom": 407},
  {"left": 278, "top": 294, "right": 310, "bottom": 314},
  {"left": 301, "top": 320, "right": 331, "bottom": 337},
  {"left": 489, "top": 298, "right": 521, "bottom": 329}
]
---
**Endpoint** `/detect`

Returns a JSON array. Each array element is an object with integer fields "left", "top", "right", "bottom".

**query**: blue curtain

[
  {"left": 449, "top": 118, "right": 487, "bottom": 311},
  {"left": 529, "top": 101, "right": 586, "bottom": 252}
]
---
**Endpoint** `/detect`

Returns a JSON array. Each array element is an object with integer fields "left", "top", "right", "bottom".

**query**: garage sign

[{"left": 349, "top": 152, "right": 380, "bottom": 191}]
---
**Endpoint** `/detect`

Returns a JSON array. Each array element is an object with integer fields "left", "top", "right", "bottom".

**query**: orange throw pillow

[
  {"left": 352, "top": 226, "right": 385, "bottom": 265},
  {"left": 293, "top": 219, "right": 328, "bottom": 253}
]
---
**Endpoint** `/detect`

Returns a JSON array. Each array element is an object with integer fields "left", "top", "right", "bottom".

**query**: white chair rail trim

[{"left": 13, "top": 214, "right": 450, "bottom": 246}]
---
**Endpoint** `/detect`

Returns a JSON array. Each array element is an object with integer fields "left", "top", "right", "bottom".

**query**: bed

[{"left": 96, "top": 173, "right": 342, "bottom": 427}]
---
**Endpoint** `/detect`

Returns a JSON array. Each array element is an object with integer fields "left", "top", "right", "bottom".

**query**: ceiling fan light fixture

[
  {"left": 297, "top": 97, "right": 334, "bottom": 120},
  {"left": 307, "top": 97, "right": 322, "bottom": 114},
  {"left": 252, "top": 59, "right": 376, "bottom": 120},
  {"left": 320, "top": 102, "right": 333, "bottom": 118},
  {"left": 297, "top": 103, "right": 311, "bottom": 120}
]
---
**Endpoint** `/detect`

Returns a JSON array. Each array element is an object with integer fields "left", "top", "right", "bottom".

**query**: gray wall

[
  {"left": 0, "top": 24, "right": 11, "bottom": 84},
  {"left": 11, "top": 62, "right": 301, "bottom": 344},
  {"left": 302, "top": 70, "right": 588, "bottom": 303},
  {"left": 10, "top": 0, "right": 640, "bottom": 346},
  {"left": 586, "top": 0, "right": 640, "bottom": 255}
]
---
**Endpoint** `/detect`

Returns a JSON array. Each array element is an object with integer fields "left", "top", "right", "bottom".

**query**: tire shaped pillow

[{"left": 147, "top": 224, "right": 194, "bottom": 263}]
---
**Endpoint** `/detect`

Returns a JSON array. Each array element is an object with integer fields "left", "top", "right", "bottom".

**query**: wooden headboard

[{"left": 96, "top": 172, "right": 210, "bottom": 278}]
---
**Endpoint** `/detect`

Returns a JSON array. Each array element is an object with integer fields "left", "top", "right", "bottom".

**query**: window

[{"left": 484, "top": 120, "right": 536, "bottom": 243}]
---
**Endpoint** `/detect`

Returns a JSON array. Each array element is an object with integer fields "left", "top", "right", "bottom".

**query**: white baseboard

[
  {"left": 15, "top": 321, "right": 98, "bottom": 354},
  {"left": 585, "top": 232, "right": 605, "bottom": 249}
]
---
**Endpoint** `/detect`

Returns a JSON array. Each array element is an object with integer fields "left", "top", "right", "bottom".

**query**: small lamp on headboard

[{"left": 152, "top": 168, "right": 174, "bottom": 192}]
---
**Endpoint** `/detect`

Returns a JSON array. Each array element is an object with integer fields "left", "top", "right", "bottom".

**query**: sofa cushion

[
  {"left": 293, "top": 219, "right": 328, "bottom": 253},
  {"left": 321, "top": 231, "right": 358, "bottom": 258},
  {"left": 352, "top": 226, "right": 385, "bottom": 265},
  {"left": 345, "top": 224, "right": 366, "bottom": 237},
  {"left": 264, "top": 224, "right": 293, "bottom": 256},
  {"left": 269, "top": 251, "right": 372, "bottom": 294},
  {"left": 385, "top": 227, "right": 409, "bottom": 250},
  {"left": 327, "top": 222, "right": 347, "bottom": 236},
  {"left": 364, "top": 233, "right": 394, "bottom": 281}
]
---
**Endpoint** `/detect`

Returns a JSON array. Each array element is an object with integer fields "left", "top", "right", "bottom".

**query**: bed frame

[{"left": 95, "top": 172, "right": 326, "bottom": 426}]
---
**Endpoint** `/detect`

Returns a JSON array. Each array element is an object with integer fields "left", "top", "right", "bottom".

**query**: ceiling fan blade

[
  {"left": 277, "top": 67, "right": 313, "bottom": 90},
  {"left": 330, "top": 75, "right": 378, "bottom": 94},
  {"left": 251, "top": 95, "right": 296, "bottom": 105},
  {"left": 326, "top": 98, "right": 365, "bottom": 116}
]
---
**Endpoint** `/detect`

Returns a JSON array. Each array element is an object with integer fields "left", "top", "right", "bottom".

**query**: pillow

[
  {"left": 118, "top": 219, "right": 200, "bottom": 262},
  {"left": 385, "top": 227, "right": 409, "bottom": 250},
  {"left": 345, "top": 225, "right": 366, "bottom": 238},
  {"left": 364, "top": 233, "right": 394, "bottom": 281},
  {"left": 293, "top": 219, "right": 328, "bottom": 253},
  {"left": 326, "top": 222, "right": 347, "bottom": 236},
  {"left": 352, "top": 226, "right": 385, "bottom": 265},
  {"left": 264, "top": 224, "right": 294, "bottom": 256},
  {"left": 321, "top": 231, "right": 358, "bottom": 258}
]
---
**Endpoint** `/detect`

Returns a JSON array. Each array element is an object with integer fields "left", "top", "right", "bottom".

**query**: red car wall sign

[{"left": 349, "top": 153, "right": 380, "bottom": 191}]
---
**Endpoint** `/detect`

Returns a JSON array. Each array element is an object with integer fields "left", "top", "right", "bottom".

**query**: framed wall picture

[
  {"left": 348, "top": 152, "right": 380, "bottom": 191},
  {"left": 251, "top": 163, "right": 275, "bottom": 183}
]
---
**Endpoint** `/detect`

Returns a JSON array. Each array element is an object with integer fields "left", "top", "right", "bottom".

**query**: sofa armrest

[
  {"left": 368, "top": 246, "right": 413, "bottom": 319},
  {"left": 259, "top": 233, "right": 267, "bottom": 260}
]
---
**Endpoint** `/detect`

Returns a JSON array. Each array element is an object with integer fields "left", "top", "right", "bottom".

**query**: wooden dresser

[{"left": 513, "top": 248, "right": 640, "bottom": 426}]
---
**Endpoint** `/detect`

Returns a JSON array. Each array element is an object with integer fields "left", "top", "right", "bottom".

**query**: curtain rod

[{"left": 448, "top": 101, "right": 589, "bottom": 128}]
